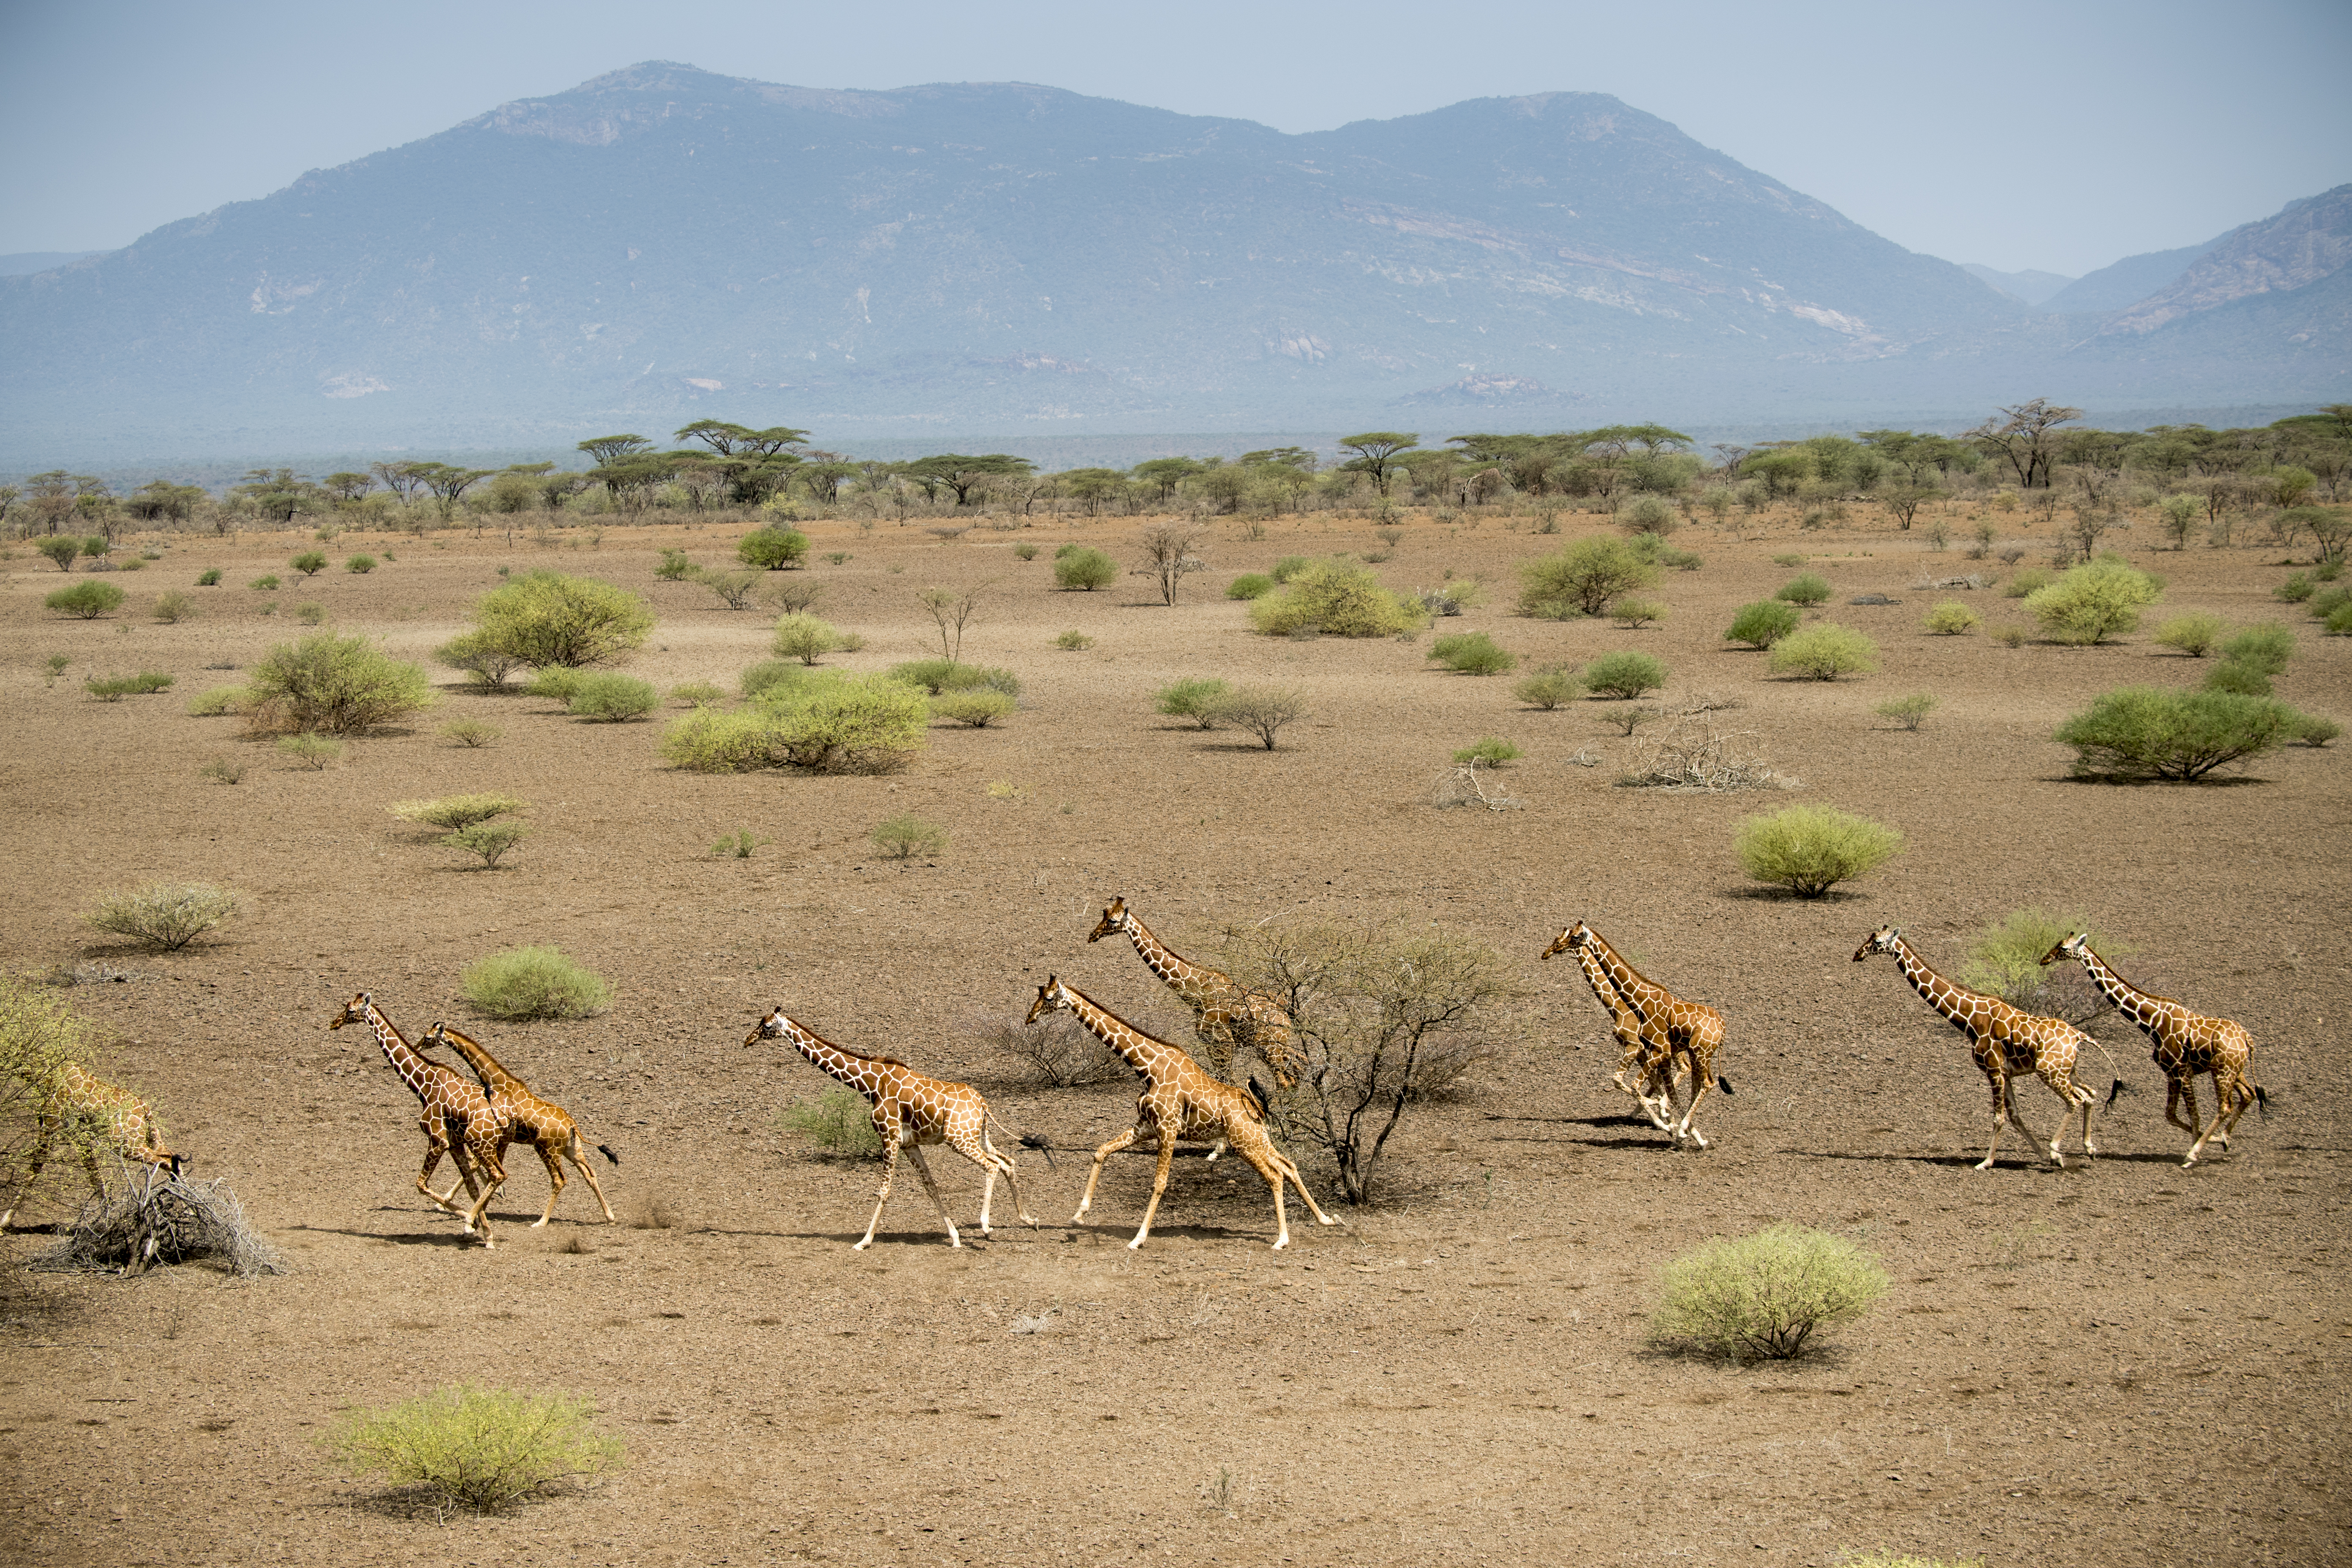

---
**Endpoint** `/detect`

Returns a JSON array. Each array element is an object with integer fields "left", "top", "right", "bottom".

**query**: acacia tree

[
  {"left": 1137, "top": 525, "right": 1205, "bottom": 606},
  {"left": 1338, "top": 433, "right": 1420, "bottom": 495},
  {"left": 908, "top": 454, "right": 1034, "bottom": 506},
  {"left": 1130, "top": 457, "right": 1203, "bottom": 504},
  {"left": 917, "top": 586, "right": 980, "bottom": 662},
  {"left": 409, "top": 463, "right": 494, "bottom": 522},
  {"left": 370, "top": 461, "right": 424, "bottom": 504},
  {"left": 1970, "top": 399, "right": 2082, "bottom": 490}
]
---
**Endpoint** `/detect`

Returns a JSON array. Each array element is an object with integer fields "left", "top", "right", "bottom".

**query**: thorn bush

[
  {"left": 460, "top": 946, "right": 613, "bottom": 1020},
  {"left": 1648, "top": 1224, "right": 1889, "bottom": 1361},
  {"left": 1734, "top": 805, "right": 1903, "bottom": 898}
]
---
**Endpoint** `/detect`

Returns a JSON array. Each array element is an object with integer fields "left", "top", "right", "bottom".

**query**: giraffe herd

[{"left": 0, "top": 901, "right": 2266, "bottom": 1253}]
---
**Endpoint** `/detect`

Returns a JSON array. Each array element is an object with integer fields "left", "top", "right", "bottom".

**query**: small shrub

[
  {"left": 470, "top": 571, "right": 655, "bottom": 669},
  {"left": 979, "top": 1012, "right": 1124, "bottom": 1087},
  {"left": 771, "top": 612, "right": 845, "bottom": 666},
  {"left": 1270, "top": 555, "right": 1311, "bottom": 583},
  {"left": 250, "top": 574, "right": 280, "bottom": 591},
  {"left": 710, "top": 828, "right": 761, "bottom": 858},
  {"left": 1723, "top": 600, "right": 1801, "bottom": 649},
  {"left": 1648, "top": 1224, "right": 1889, "bottom": 1361},
  {"left": 295, "top": 603, "right": 328, "bottom": 625},
  {"left": 2324, "top": 601, "right": 2352, "bottom": 636},
  {"left": 277, "top": 733, "right": 344, "bottom": 769},
  {"left": 654, "top": 549, "right": 695, "bottom": 581},
  {"left": 1770, "top": 624, "right": 1880, "bottom": 681},
  {"left": 694, "top": 568, "right": 761, "bottom": 610},
  {"left": 1582, "top": 650, "right": 1668, "bottom": 700},
  {"left": 440, "top": 717, "right": 503, "bottom": 747},
  {"left": 1416, "top": 581, "right": 1481, "bottom": 617},
  {"left": 390, "top": 794, "right": 527, "bottom": 830},
  {"left": 1209, "top": 686, "right": 1308, "bottom": 749},
  {"left": 2292, "top": 713, "right": 2341, "bottom": 746},
  {"left": 1734, "top": 805, "right": 1903, "bottom": 897},
  {"left": 1606, "top": 704, "right": 1662, "bottom": 737},
  {"left": 1011, "top": 544, "right": 1038, "bottom": 561},
  {"left": 2023, "top": 559, "right": 2165, "bottom": 645},
  {"left": 44, "top": 654, "right": 69, "bottom": 679},
  {"left": 45, "top": 581, "right": 126, "bottom": 619},
  {"left": 871, "top": 813, "right": 947, "bottom": 860},
  {"left": 2154, "top": 613, "right": 2225, "bottom": 657},
  {"left": 1875, "top": 693, "right": 1938, "bottom": 730},
  {"left": 85, "top": 672, "right": 174, "bottom": 700},
  {"left": 2219, "top": 623, "right": 2294, "bottom": 675},
  {"left": 199, "top": 754, "right": 245, "bottom": 784},
  {"left": 885, "top": 658, "right": 960, "bottom": 694},
  {"left": 1512, "top": 664, "right": 1584, "bottom": 709},
  {"left": 442, "top": 822, "right": 528, "bottom": 868},
  {"left": 345, "top": 554, "right": 378, "bottom": 574},
  {"left": 669, "top": 681, "right": 726, "bottom": 707},
  {"left": 568, "top": 673, "right": 660, "bottom": 722},
  {"left": 737, "top": 527, "right": 809, "bottom": 570},
  {"left": 2001, "top": 566, "right": 2053, "bottom": 599},
  {"left": 1771, "top": 553, "right": 1808, "bottom": 568},
  {"left": 739, "top": 659, "right": 806, "bottom": 701},
  {"left": 1517, "top": 536, "right": 1659, "bottom": 618},
  {"left": 1053, "top": 629, "right": 1094, "bottom": 650},
  {"left": 290, "top": 551, "right": 327, "bottom": 576},
  {"left": 1054, "top": 547, "right": 1119, "bottom": 590},
  {"left": 2054, "top": 687, "right": 2299, "bottom": 780},
  {"left": 1922, "top": 601, "right": 1979, "bottom": 636},
  {"left": 1619, "top": 494, "right": 1680, "bottom": 535},
  {"left": 82, "top": 881, "right": 241, "bottom": 951},
  {"left": 1429, "top": 631, "right": 1516, "bottom": 675},
  {"left": 1251, "top": 560, "right": 1426, "bottom": 638},
  {"left": 1959, "top": 908, "right": 2128, "bottom": 1009},
  {"left": 324, "top": 1384, "right": 622, "bottom": 1515},
  {"left": 434, "top": 630, "right": 529, "bottom": 691},
  {"left": 776, "top": 1086, "right": 883, "bottom": 1157},
  {"left": 1157, "top": 676, "right": 1232, "bottom": 727},
  {"left": 2204, "top": 660, "right": 2272, "bottom": 696},
  {"left": 1775, "top": 573, "right": 1832, "bottom": 607},
  {"left": 931, "top": 689, "right": 1016, "bottom": 727},
  {"left": 151, "top": 591, "right": 195, "bottom": 624},
  {"left": 1992, "top": 623, "right": 2028, "bottom": 648},
  {"left": 35, "top": 536, "right": 82, "bottom": 571},
  {"left": 2313, "top": 585, "right": 2352, "bottom": 623},
  {"left": 1225, "top": 572, "right": 1275, "bottom": 600},
  {"left": 2274, "top": 572, "right": 2317, "bottom": 603},
  {"left": 527, "top": 667, "right": 586, "bottom": 703},
  {"left": 248, "top": 633, "right": 433, "bottom": 733},
  {"left": 1602, "top": 593, "right": 1661, "bottom": 628},
  {"left": 460, "top": 946, "right": 613, "bottom": 1020},
  {"left": 1451, "top": 737, "right": 1522, "bottom": 768}
]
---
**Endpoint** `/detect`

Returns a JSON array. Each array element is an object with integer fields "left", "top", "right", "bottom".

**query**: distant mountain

[
  {"left": 0, "top": 250, "right": 103, "bottom": 278},
  {"left": 2044, "top": 238, "right": 2221, "bottom": 314},
  {"left": 0, "top": 64, "right": 2338, "bottom": 465},
  {"left": 1961, "top": 264, "right": 2075, "bottom": 307},
  {"left": 2102, "top": 186, "right": 2352, "bottom": 335}
]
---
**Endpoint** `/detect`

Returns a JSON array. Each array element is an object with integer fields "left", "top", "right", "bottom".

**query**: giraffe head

[
  {"left": 419, "top": 1020, "right": 453, "bottom": 1054},
  {"left": 1026, "top": 976, "right": 1077, "bottom": 1025},
  {"left": 745, "top": 1007, "right": 789, "bottom": 1047},
  {"left": 1086, "top": 897, "right": 1131, "bottom": 944},
  {"left": 1539, "top": 921, "right": 1594, "bottom": 962},
  {"left": 2039, "top": 932, "right": 2092, "bottom": 968},
  {"left": 1853, "top": 926, "right": 1904, "bottom": 963},
  {"left": 328, "top": 991, "right": 375, "bottom": 1031}
]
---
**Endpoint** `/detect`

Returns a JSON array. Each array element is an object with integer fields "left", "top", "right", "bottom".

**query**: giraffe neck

[
  {"left": 2070, "top": 946, "right": 2175, "bottom": 1036},
  {"left": 1886, "top": 938, "right": 1994, "bottom": 1026},
  {"left": 1122, "top": 914, "right": 1224, "bottom": 1004},
  {"left": 1584, "top": 932, "right": 1666, "bottom": 1012},
  {"left": 436, "top": 1027, "right": 525, "bottom": 1094},
  {"left": 363, "top": 1006, "right": 443, "bottom": 1105},
  {"left": 1571, "top": 945, "right": 1631, "bottom": 1016},
  {"left": 770, "top": 1013, "right": 884, "bottom": 1097},
  {"left": 1056, "top": 986, "right": 1171, "bottom": 1082}
]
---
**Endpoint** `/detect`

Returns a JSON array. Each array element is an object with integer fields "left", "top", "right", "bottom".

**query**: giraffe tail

[
  {"left": 2253, "top": 1083, "right": 2270, "bottom": 1118},
  {"left": 596, "top": 1143, "right": 621, "bottom": 1166},
  {"left": 989, "top": 1108, "right": 1054, "bottom": 1168},
  {"left": 1715, "top": 1076, "right": 1734, "bottom": 1095}
]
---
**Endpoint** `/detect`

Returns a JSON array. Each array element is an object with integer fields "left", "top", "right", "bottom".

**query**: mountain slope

[
  {"left": 2043, "top": 239, "right": 2219, "bottom": 314},
  {"left": 1961, "top": 264, "right": 2075, "bottom": 306}
]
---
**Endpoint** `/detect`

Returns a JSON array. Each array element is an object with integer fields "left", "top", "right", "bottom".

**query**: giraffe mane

[
  {"left": 762, "top": 1009, "right": 909, "bottom": 1069},
  {"left": 1052, "top": 982, "right": 1184, "bottom": 1053}
]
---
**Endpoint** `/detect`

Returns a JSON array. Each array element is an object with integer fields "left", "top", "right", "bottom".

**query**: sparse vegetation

[
  {"left": 1053, "top": 547, "right": 1119, "bottom": 590},
  {"left": 345, "top": 554, "right": 377, "bottom": 574},
  {"left": 1775, "top": 574, "right": 1832, "bottom": 607},
  {"left": 654, "top": 549, "right": 695, "bottom": 581},
  {"left": 441, "top": 822, "right": 528, "bottom": 869},
  {"left": 1922, "top": 601, "right": 1979, "bottom": 635},
  {"left": 1517, "top": 536, "right": 1659, "bottom": 618},
  {"left": 1769, "top": 624, "right": 1880, "bottom": 681},
  {"left": 1054, "top": 629, "right": 1094, "bottom": 650},
  {"left": 189, "top": 682, "right": 255, "bottom": 716},
  {"left": 2023, "top": 558, "right": 2164, "bottom": 645},
  {"left": 35, "top": 536, "right": 82, "bottom": 571},
  {"left": 2154, "top": 612, "right": 2225, "bottom": 656},
  {"left": 434, "top": 632, "right": 531, "bottom": 691},
  {"left": 295, "top": 602, "right": 328, "bottom": 626},
  {"left": 1512, "top": 664, "right": 1584, "bottom": 709},
  {"left": 389, "top": 794, "right": 527, "bottom": 831},
  {"left": 250, "top": 574, "right": 280, "bottom": 591},
  {"left": 737, "top": 526, "right": 809, "bottom": 570},
  {"left": 2291, "top": 713, "right": 2341, "bottom": 747},
  {"left": 669, "top": 681, "right": 726, "bottom": 707},
  {"left": 84, "top": 672, "right": 174, "bottom": 700},
  {"left": 776, "top": 1086, "right": 883, "bottom": 1157},
  {"left": 460, "top": 946, "right": 613, "bottom": 1020},
  {"left": 931, "top": 688, "right": 1016, "bottom": 727},
  {"left": 1648, "top": 1224, "right": 1888, "bottom": 1361},
  {"left": 1734, "top": 805, "right": 1903, "bottom": 898},
  {"left": 871, "top": 813, "right": 948, "bottom": 861},
  {"left": 290, "top": 551, "right": 327, "bottom": 576},
  {"left": 2054, "top": 688, "right": 2300, "bottom": 780},
  {"left": 1875, "top": 694, "right": 1938, "bottom": 730},
  {"left": 2202, "top": 662, "right": 2272, "bottom": 697},
  {"left": 246, "top": 633, "right": 433, "bottom": 734},
  {"left": 1209, "top": 686, "right": 1309, "bottom": 749},
  {"left": 771, "top": 612, "right": 847, "bottom": 666},
  {"left": 1451, "top": 737, "right": 1522, "bottom": 768},
  {"left": 2219, "top": 623, "right": 2295, "bottom": 675},
  {"left": 527, "top": 667, "right": 586, "bottom": 703},
  {"left": 978, "top": 1012, "right": 1124, "bottom": 1087},
  {"left": 662, "top": 673, "right": 928, "bottom": 775},
  {"left": 440, "top": 717, "right": 503, "bottom": 747},
  {"left": 1610, "top": 595, "right": 1668, "bottom": 629},
  {"left": 1250, "top": 559, "right": 1426, "bottom": 637},
  {"left": 469, "top": 571, "right": 655, "bottom": 670},
  {"left": 1723, "top": 600, "right": 1802, "bottom": 649},
  {"left": 1582, "top": 650, "right": 1668, "bottom": 700},
  {"left": 82, "top": 881, "right": 241, "bottom": 952},
  {"left": 151, "top": 590, "right": 195, "bottom": 623},
  {"left": 324, "top": 1384, "right": 622, "bottom": 1515},
  {"left": 1225, "top": 573, "right": 1274, "bottom": 600},
  {"left": 567, "top": 672, "right": 660, "bottom": 722},
  {"left": 1958, "top": 908, "right": 2125, "bottom": 1012},
  {"left": 276, "top": 733, "right": 344, "bottom": 769},
  {"left": 45, "top": 581, "right": 126, "bottom": 619},
  {"left": 710, "top": 828, "right": 762, "bottom": 859},
  {"left": 199, "top": 754, "right": 245, "bottom": 784},
  {"left": 1429, "top": 632, "right": 1516, "bottom": 675},
  {"left": 1157, "top": 676, "right": 1232, "bottom": 728}
]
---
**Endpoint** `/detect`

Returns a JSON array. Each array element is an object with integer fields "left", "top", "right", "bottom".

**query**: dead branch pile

[
  {"left": 1430, "top": 760, "right": 1524, "bottom": 811},
  {"left": 1617, "top": 712, "right": 1783, "bottom": 792},
  {"left": 34, "top": 1168, "right": 284, "bottom": 1278}
]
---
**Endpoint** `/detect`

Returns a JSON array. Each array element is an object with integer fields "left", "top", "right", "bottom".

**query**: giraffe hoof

[{"left": 852, "top": 1239, "right": 873, "bottom": 1251}]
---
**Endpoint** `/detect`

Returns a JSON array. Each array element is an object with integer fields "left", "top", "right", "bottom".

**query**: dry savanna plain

[{"left": 0, "top": 496, "right": 2347, "bottom": 1568}]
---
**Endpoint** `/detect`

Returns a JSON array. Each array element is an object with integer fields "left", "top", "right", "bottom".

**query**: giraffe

[
  {"left": 420, "top": 1021, "right": 618, "bottom": 1226},
  {"left": 1541, "top": 922, "right": 1731, "bottom": 1149},
  {"left": 1536, "top": 928, "right": 1681, "bottom": 1136},
  {"left": 0, "top": 1062, "right": 186, "bottom": 1232},
  {"left": 1087, "top": 896, "right": 1301, "bottom": 1085},
  {"left": 328, "top": 992, "right": 508, "bottom": 1247},
  {"left": 1854, "top": 927, "right": 2119, "bottom": 1171},
  {"left": 1026, "top": 976, "right": 1338, "bottom": 1251},
  {"left": 746, "top": 1006, "right": 1033, "bottom": 1250},
  {"left": 2040, "top": 934, "right": 2262, "bottom": 1167}
]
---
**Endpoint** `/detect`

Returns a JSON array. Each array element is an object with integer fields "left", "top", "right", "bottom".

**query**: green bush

[
  {"left": 2022, "top": 559, "right": 2164, "bottom": 645},
  {"left": 568, "top": 674, "right": 659, "bottom": 721},
  {"left": 737, "top": 527, "right": 809, "bottom": 570},
  {"left": 345, "top": 554, "right": 378, "bottom": 574},
  {"left": 83, "top": 881, "right": 241, "bottom": 951},
  {"left": 2325, "top": 601, "right": 2352, "bottom": 637},
  {"left": 187, "top": 684, "right": 250, "bottom": 716},
  {"left": 440, "top": 718, "right": 502, "bottom": 748},
  {"left": 1053, "top": 629, "right": 1094, "bottom": 650},
  {"left": 1610, "top": 595, "right": 1668, "bottom": 628},
  {"left": 658, "top": 705, "right": 780, "bottom": 773},
  {"left": 276, "top": 733, "right": 343, "bottom": 769},
  {"left": 1723, "top": 599, "right": 1802, "bottom": 649},
  {"left": 290, "top": 551, "right": 327, "bottom": 576},
  {"left": 1156, "top": 676, "right": 1231, "bottom": 727},
  {"left": 2153, "top": 612, "right": 2224, "bottom": 656},
  {"left": 1619, "top": 494, "right": 1680, "bottom": 535},
  {"left": 527, "top": 667, "right": 585, "bottom": 703},
  {"left": 250, "top": 574, "right": 280, "bottom": 591},
  {"left": 776, "top": 1085, "right": 883, "bottom": 1157},
  {"left": 2203, "top": 661, "right": 2272, "bottom": 697},
  {"left": 931, "top": 688, "right": 1015, "bottom": 727},
  {"left": 1011, "top": 544, "right": 1037, "bottom": 561},
  {"left": 1649, "top": 1224, "right": 1889, "bottom": 1361},
  {"left": 470, "top": 571, "right": 655, "bottom": 669},
  {"left": 2054, "top": 687, "right": 2300, "bottom": 780},
  {"left": 1270, "top": 555, "right": 1311, "bottom": 583},
  {"left": 247, "top": 633, "right": 433, "bottom": 734},
  {"left": 1922, "top": 601, "right": 1979, "bottom": 635},
  {"left": 461, "top": 947, "right": 613, "bottom": 1020},
  {"left": 1225, "top": 572, "right": 1275, "bottom": 600},
  {"left": 199, "top": 754, "right": 245, "bottom": 785},
  {"left": 1512, "top": 664, "right": 1584, "bottom": 709},
  {"left": 441, "top": 822, "right": 528, "bottom": 868},
  {"left": 195, "top": 568, "right": 223, "bottom": 586},
  {"left": 2001, "top": 566, "right": 2053, "bottom": 599},
  {"left": 85, "top": 671, "right": 174, "bottom": 701},
  {"left": 664, "top": 673, "right": 929, "bottom": 775},
  {"left": 1252, "top": 559, "right": 1426, "bottom": 637},
  {"left": 1429, "top": 631, "right": 1516, "bottom": 675},
  {"left": 654, "top": 549, "right": 694, "bottom": 581},
  {"left": 2219, "top": 623, "right": 2294, "bottom": 674},
  {"left": 1769, "top": 623, "right": 1880, "bottom": 681},
  {"left": 738, "top": 659, "right": 807, "bottom": 701},
  {"left": 1776, "top": 574, "right": 1832, "bottom": 607},
  {"left": 692, "top": 567, "right": 761, "bottom": 610},
  {"left": 325, "top": 1384, "right": 622, "bottom": 1514},
  {"left": 669, "top": 681, "right": 726, "bottom": 707},
  {"left": 35, "top": 536, "right": 81, "bottom": 571},
  {"left": 1874, "top": 693, "right": 1938, "bottom": 730},
  {"left": 2292, "top": 713, "right": 2341, "bottom": 746},
  {"left": 1516, "top": 536, "right": 1659, "bottom": 618},
  {"left": 871, "top": 813, "right": 947, "bottom": 860},
  {"left": 1208, "top": 685, "right": 1308, "bottom": 750},
  {"left": 45, "top": 581, "right": 126, "bottom": 619},
  {"left": 2274, "top": 572, "right": 2317, "bottom": 603},
  {"left": 1054, "top": 547, "right": 1119, "bottom": 590},
  {"left": 2311, "top": 585, "right": 2352, "bottom": 622},
  {"left": 1582, "top": 650, "right": 1668, "bottom": 699},
  {"left": 391, "top": 794, "right": 526, "bottom": 830},
  {"left": 434, "top": 629, "right": 529, "bottom": 691},
  {"left": 1771, "top": 552, "right": 1808, "bottom": 568},
  {"left": 1734, "top": 805, "right": 1903, "bottom": 897},
  {"left": 885, "top": 658, "right": 961, "bottom": 694},
  {"left": 1958, "top": 907, "right": 2124, "bottom": 1003},
  {"left": 771, "top": 613, "right": 845, "bottom": 666},
  {"left": 295, "top": 602, "right": 329, "bottom": 626},
  {"left": 150, "top": 590, "right": 195, "bottom": 623},
  {"left": 1451, "top": 737, "right": 1522, "bottom": 768}
]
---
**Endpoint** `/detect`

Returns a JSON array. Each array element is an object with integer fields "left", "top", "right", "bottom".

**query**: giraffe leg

[
  {"left": 1235, "top": 1146, "right": 1291, "bottom": 1250},
  {"left": 0, "top": 1121, "right": 57, "bottom": 1231},
  {"left": 903, "top": 1144, "right": 961, "bottom": 1248},
  {"left": 2212, "top": 1065, "right": 2256, "bottom": 1150},
  {"left": 1675, "top": 1052, "right": 1715, "bottom": 1151},
  {"left": 2166, "top": 1077, "right": 2200, "bottom": 1141},
  {"left": 1261, "top": 1137, "right": 1338, "bottom": 1228},
  {"left": 1128, "top": 1131, "right": 1179, "bottom": 1250},
  {"left": 418, "top": 1142, "right": 477, "bottom": 1217},
  {"left": 2004, "top": 1081, "right": 2058, "bottom": 1168},
  {"left": 855, "top": 1127, "right": 901, "bottom": 1251},
  {"left": 530, "top": 1142, "right": 567, "bottom": 1228},
  {"left": 1073, "top": 1127, "right": 1141, "bottom": 1226},
  {"left": 564, "top": 1133, "right": 617, "bottom": 1223},
  {"left": 462, "top": 1141, "right": 509, "bottom": 1244},
  {"left": 1978, "top": 1076, "right": 2010, "bottom": 1171},
  {"left": 2183, "top": 1073, "right": 2231, "bottom": 1166}
]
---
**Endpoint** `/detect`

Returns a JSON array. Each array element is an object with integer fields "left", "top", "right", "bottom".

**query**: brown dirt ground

[{"left": 1, "top": 502, "right": 2347, "bottom": 1568}]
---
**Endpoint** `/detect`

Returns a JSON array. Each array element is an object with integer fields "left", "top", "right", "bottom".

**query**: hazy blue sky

[{"left": 3, "top": 0, "right": 2346, "bottom": 276}]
